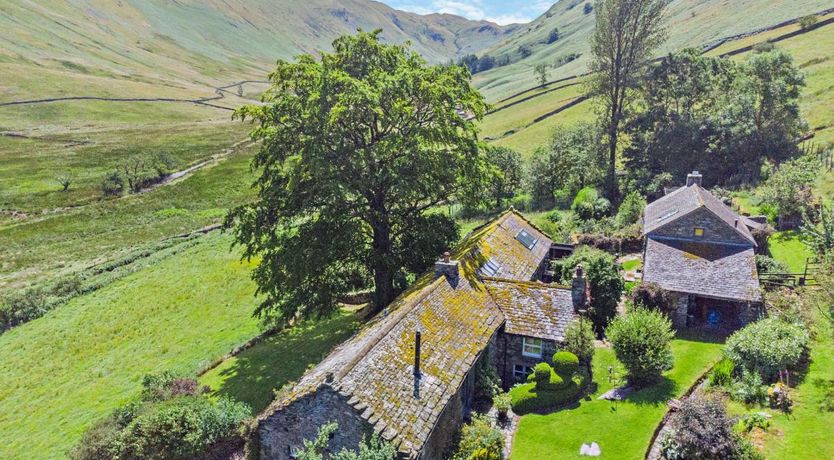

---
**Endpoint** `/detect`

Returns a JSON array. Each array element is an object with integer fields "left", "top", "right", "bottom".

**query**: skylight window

[
  {"left": 516, "top": 229, "right": 538, "bottom": 250},
  {"left": 479, "top": 258, "right": 501, "bottom": 277},
  {"left": 657, "top": 209, "right": 679, "bottom": 222}
]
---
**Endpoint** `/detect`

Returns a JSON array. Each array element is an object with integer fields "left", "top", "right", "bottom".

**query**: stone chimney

[
  {"left": 686, "top": 171, "right": 703, "bottom": 187},
  {"left": 434, "top": 251, "right": 459, "bottom": 287},
  {"left": 571, "top": 265, "right": 589, "bottom": 313}
]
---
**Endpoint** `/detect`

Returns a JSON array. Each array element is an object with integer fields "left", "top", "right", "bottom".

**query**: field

[
  {"left": 511, "top": 336, "right": 724, "bottom": 459},
  {"left": 0, "top": 233, "right": 263, "bottom": 459}
]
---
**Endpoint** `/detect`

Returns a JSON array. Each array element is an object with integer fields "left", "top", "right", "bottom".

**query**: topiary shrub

[
  {"left": 527, "top": 362, "right": 565, "bottom": 391},
  {"left": 552, "top": 351, "right": 579, "bottom": 379},
  {"left": 508, "top": 380, "right": 580, "bottom": 414},
  {"left": 605, "top": 307, "right": 674, "bottom": 386},
  {"left": 725, "top": 318, "right": 809, "bottom": 381}
]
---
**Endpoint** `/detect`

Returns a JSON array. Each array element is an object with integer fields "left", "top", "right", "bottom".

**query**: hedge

[{"left": 509, "top": 380, "right": 580, "bottom": 413}]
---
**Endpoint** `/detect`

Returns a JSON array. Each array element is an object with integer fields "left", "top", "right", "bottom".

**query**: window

[
  {"left": 516, "top": 229, "right": 538, "bottom": 250},
  {"left": 694, "top": 227, "right": 705, "bottom": 237},
  {"left": 513, "top": 364, "right": 534, "bottom": 381},
  {"left": 657, "top": 209, "right": 679, "bottom": 222},
  {"left": 522, "top": 337, "right": 543, "bottom": 358},
  {"left": 479, "top": 257, "right": 502, "bottom": 277}
]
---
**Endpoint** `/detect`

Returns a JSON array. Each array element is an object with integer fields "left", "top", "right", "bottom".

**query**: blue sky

[{"left": 381, "top": 0, "right": 553, "bottom": 25}]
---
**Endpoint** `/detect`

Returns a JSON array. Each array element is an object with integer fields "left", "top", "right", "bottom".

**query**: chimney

[
  {"left": 413, "top": 330, "right": 422, "bottom": 398},
  {"left": 571, "top": 265, "right": 589, "bottom": 313},
  {"left": 686, "top": 171, "right": 702, "bottom": 187},
  {"left": 434, "top": 252, "right": 459, "bottom": 287}
]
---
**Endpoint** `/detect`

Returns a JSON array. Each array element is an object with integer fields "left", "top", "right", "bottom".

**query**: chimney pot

[
  {"left": 686, "top": 171, "right": 703, "bottom": 187},
  {"left": 443, "top": 251, "right": 451, "bottom": 263}
]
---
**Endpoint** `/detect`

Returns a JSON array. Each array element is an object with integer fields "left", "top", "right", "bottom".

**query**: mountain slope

[
  {"left": 473, "top": 0, "right": 833, "bottom": 101},
  {"left": 0, "top": 0, "right": 519, "bottom": 101}
]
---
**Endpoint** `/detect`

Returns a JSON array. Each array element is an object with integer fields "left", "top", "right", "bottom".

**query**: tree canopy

[{"left": 228, "top": 31, "right": 489, "bottom": 324}]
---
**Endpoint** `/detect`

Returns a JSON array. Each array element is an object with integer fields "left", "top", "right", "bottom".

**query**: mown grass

[
  {"left": 0, "top": 233, "right": 263, "bottom": 459},
  {"left": 0, "top": 142, "right": 257, "bottom": 290},
  {"left": 200, "top": 311, "right": 362, "bottom": 413},
  {"left": 769, "top": 231, "right": 813, "bottom": 273},
  {"left": 511, "top": 337, "right": 724, "bottom": 460}
]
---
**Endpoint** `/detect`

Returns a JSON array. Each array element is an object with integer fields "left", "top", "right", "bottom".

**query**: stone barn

[{"left": 254, "top": 210, "right": 586, "bottom": 459}]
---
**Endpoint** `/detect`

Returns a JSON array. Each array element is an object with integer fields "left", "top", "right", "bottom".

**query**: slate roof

[
  {"left": 258, "top": 209, "right": 557, "bottom": 457},
  {"left": 643, "top": 184, "right": 756, "bottom": 245},
  {"left": 484, "top": 279, "right": 577, "bottom": 341},
  {"left": 643, "top": 237, "right": 762, "bottom": 302}
]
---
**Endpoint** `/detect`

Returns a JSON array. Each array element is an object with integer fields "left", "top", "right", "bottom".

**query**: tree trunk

[
  {"left": 604, "top": 106, "right": 620, "bottom": 206},
  {"left": 370, "top": 205, "right": 396, "bottom": 314}
]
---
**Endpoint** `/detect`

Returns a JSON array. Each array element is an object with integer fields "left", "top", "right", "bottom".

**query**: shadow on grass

[
  {"left": 812, "top": 378, "right": 834, "bottom": 412},
  {"left": 206, "top": 313, "right": 361, "bottom": 413},
  {"left": 624, "top": 376, "right": 678, "bottom": 406},
  {"left": 675, "top": 329, "right": 727, "bottom": 344}
]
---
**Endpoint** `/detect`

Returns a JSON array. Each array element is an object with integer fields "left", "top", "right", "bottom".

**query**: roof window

[
  {"left": 516, "top": 229, "right": 538, "bottom": 250},
  {"left": 657, "top": 209, "right": 679, "bottom": 222},
  {"left": 479, "top": 257, "right": 501, "bottom": 277}
]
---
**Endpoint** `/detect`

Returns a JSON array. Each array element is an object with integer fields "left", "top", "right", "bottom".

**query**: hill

[
  {"left": 0, "top": 0, "right": 518, "bottom": 103},
  {"left": 473, "top": 0, "right": 833, "bottom": 101}
]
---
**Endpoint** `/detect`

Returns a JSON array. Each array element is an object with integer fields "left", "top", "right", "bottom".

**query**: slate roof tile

[{"left": 485, "top": 279, "right": 578, "bottom": 341}]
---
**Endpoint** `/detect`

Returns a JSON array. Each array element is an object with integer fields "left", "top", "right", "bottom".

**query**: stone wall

[
  {"left": 258, "top": 387, "right": 372, "bottom": 459},
  {"left": 496, "top": 333, "right": 557, "bottom": 388},
  {"left": 651, "top": 207, "right": 751, "bottom": 246}
]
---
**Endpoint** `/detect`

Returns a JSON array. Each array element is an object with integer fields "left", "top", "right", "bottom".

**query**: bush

[
  {"left": 725, "top": 318, "right": 810, "bottom": 381},
  {"left": 731, "top": 369, "right": 768, "bottom": 405},
  {"left": 508, "top": 380, "right": 580, "bottom": 414},
  {"left": 528, "top": 362, "right": 556, "bottom": 388},
  {"left": 737, "top": 412, "right": 771, "bottom": 433},
  {"left": 552, "top": 351, "right": 579, "bottom": 378},
  {"left": 563, "top": 318, "right": 595, "bottom": 368},
  {"left": 630, "top": 282, "right": 675, "bottom": 313},
  {"left": 767, "top": 382, "right": 792, "bottom": 412},
  {"left": 70, "top": 418, "right": 122, "bottom": 460},
  {"left": 572, "top": 187, "right": 610, "bottom": 220},
  {"left": 799, "top": 14, "right": 818, "bottom": 30},
  {"left": 552, "top": 246, "right": 624, "bottom": 334},
  {"left": 667, "top": 396, "right": 737, "bottom": 460},
  {"left": 709, "top": 358, "right": 735, "bottom": 387},
  {"left": 493, "top": 391, "right": 511, "bottom": 418},
  {"left": 452, "top": 414, "right": 503, "bottom": 460},
  {"left": 101, "top": 171, "right": 125, "bottom": 196},
  {"left": 615, "top": 191, "right": 646, "bottom": 228},
  {"left": 605, "top": 308, "right": 674, "bottom": 385},
  {"left": 474, "top": 358, "right": 501, "bottom": 401},
  {"left": 755, "top": 255, "right": 789, "bottom": 274}
]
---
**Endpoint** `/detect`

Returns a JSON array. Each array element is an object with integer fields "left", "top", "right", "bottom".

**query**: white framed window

[
  {"left": 513, "top": 364, "right": 534, "bottom": 381},
  {"left": 522, "top": 337, "right": 543, "bottom": 358}
]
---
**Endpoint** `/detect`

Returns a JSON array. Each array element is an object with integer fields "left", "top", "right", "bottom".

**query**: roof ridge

[{"left": 482, "top": 276, "right": 571, "bottom": 290}]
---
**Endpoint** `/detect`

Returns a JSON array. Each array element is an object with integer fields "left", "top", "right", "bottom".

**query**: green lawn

[
  {"left": 769, "top": 231, "right": 813, "bottom": 273},
  {"left": 511, "top": 337, "right": 724, "bottom": 460},
  {"left": 0, "top": 233, "right": 263, "bottom": 459},
  {"left": 200, "top": 311, "right": 362, "bottom": 413}
]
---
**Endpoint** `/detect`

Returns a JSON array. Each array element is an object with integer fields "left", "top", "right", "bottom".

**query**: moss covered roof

[
  {"left": 257, "top": 209, "right": 557, "bottom": 457},
  {"left": 484, "top": 278, "right": 577, "bottom": 341}
]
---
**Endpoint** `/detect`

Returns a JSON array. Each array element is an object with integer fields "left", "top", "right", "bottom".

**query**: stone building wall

[
  {"left": 258, "top": 387, "right": 372, "bottom": 459},
  {"left": 651, "top": 208, "right": 751, "bottom": 246},
  {"left": 496, "top": 333, "right": 557, "bottom": 388}
]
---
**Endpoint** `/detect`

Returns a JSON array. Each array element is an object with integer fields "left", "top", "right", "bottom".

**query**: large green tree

[
  {"left": 590, "top": 0, "right": 667, "bottom": 203},
  {"left": 228, "top": 31, "right": 489, "bottom": 324}
]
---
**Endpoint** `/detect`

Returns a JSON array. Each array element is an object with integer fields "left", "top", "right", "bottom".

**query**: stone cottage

[
  {"left": 642, "top": 172, "right": 763, "bottom": 331},
  {"left": 254, "top": 210, "right": 585, "bottom": 459}
]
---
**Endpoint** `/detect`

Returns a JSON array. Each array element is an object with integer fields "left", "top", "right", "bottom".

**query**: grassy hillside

[
  {"left": 0, "top": 233, "right": 262, "bottom": 459},
  {"left": 480, "top": 15, "right": 834, "bottom": 156},
  {"left": 0, "top": 0, "right": 517, "bottom": 105},
  {"left": 473, "top": 0, "right": 833, "bottom": 101}
]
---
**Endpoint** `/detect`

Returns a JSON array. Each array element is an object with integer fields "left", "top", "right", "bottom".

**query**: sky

[{"left": 381, "top": 0, "right": 553, "bottom": 25}]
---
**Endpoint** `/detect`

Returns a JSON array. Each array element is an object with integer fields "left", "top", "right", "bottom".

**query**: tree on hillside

[
  {"left": 227, "top": 31, "right": 489, "bottom": 325},
  {"left": 589, "top": 0, "right": 667, "bottom": 204},
  {"left": 55, "top": 173, "right": 73, "bottom": 192},
  {"left": 485, "top": 147, "right": 522, "bottom": 209},
  {"left": 534, "top": 63, "right": 549, "bottom": 86}
]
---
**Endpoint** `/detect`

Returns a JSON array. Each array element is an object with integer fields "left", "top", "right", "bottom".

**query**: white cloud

[{"left": 392, "top": 1, "right": 547, "bottom": 25}]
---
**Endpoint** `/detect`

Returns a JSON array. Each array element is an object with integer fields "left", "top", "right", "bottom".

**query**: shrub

[
  {"left": 725, "top": 318, "right": 810, "bottom": 381},
  {"left": 572, "top": 187, "right": 611, "bottom": 220},
  {"left": 731, "top": 369, "right": 768, "bottom": 405},
  {"left": 605, "top": 308, "right": 674, "bottom": 385},
  {"left": 767, "top": 382, "right": 792, "bottom": 412},
  {"left": 474, "top": 358, "right": 501, "bottom": 401},
  {"left": 118, "top": 396, "right": 250, "bottom": 460},
  {"left": 493, "top": 391, "right": 511, "bottom": 419},
  {"left": 709, "top": 358, "right": 735, "bottom": 387},
  {"left": 508, "top": 380, "right": 580, "bottom": 414},
  {"left": 630, "top": 282, "right": 675, "bottom": 313},
  {"left": 615, "top": 191, "right": 646, "bottom": 228},
  {"left": 667, "top": 396, "right": 736, "bottom": 460},
  {"left": 755, "top": 255, "right": 789, "bottom": 274},
  {"left": 552, "top": 351, "right": 579, "bottom": 379},
  {"left": 799, "top": 14, "right": 818, "bottom": 30},
  {"left": 552, "top": 246, "right": 624, "bottom": 334},
  {"left": 737, "top": 412, "right": 771, "bottom": 433},
  {"left": 563, "top": 318, "right": 595, "bottom": 368},
  {"left": 452, "top": 414, "right": 503, "bottom": 460},
  {"left": 70, "top": 418, "right": 122, "bottom": 460},
  {"left": 101, "top": 171, "right": 125, "bottom": 196}
]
